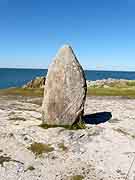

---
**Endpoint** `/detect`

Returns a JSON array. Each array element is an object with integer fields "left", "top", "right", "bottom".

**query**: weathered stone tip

[{"left": 61, "top": 44, "right": 72, "bottom": 49}]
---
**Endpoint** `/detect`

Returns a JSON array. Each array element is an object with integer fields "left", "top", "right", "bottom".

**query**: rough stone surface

[
  {"left": 22, "top": 76, "right": 46, "bottom": 88},
  {"left": 42, "top": 45, "right": 87, "bottom": 125}
]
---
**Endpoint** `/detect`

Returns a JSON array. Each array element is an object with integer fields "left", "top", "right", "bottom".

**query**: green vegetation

[
  {"left": 73, "top": 120, "right": 86, "bottom": 129},
  {"left": 127, "top": 81, "right": 135, "bottom": 87},
  {"left": 69, "top": 175, "right": 84, "bottom": 180},
  {"left": 0, "top": 88, "right": 43, "bottom": 97},
  {"left": 39, "top": 121, "right": 86, "bottom": 130},
  {"left": 39, "top": 124, "right": 70, "bottom": 129},
  {"left": 28, "top": 142, "right": 54, "bottom": 156},
  {"left": 1, "top": 82, "right": 135, "bottom": 98},
  {"left": 87, "top": 80, "right": 135, "bottom": 98},
  {"left": 87, "top": 87, "right": 135, "bottom": 98}
]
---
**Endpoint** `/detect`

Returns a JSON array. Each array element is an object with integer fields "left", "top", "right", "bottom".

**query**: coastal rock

[
  {"left": 87, "top": 78, "right": 133, "bottom": 88},
  {"left": 22, "top": 76, "right": 46, "bottom": 88},
  {"left": 42, "top": 45, "right": 87, "bottom": 125}
]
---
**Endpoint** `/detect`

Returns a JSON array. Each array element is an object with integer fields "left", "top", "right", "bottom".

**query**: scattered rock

[
  {"left": 22, "top": 76, "right": 135, "bottom": 91},
  {"left": 87, "top": 78, "right": 135, "bottom": 88},
  {"left": 22, "top": 76, "right": 46, "bottom": 88}
]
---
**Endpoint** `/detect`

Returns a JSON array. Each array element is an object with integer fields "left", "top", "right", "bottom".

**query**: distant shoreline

[
  {"left": 0, "top": 67, "right": 135, "bottom": 73},
  {"left": 0, "top": 78, "right": 135, "bottom": 98},
  {"left": 0, "top": 68, "right": 135, "bottom": 89}
]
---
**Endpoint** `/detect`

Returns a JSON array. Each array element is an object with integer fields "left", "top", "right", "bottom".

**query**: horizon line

[{"left": 0, "top": 67, "right": 135, "bottom": 73}]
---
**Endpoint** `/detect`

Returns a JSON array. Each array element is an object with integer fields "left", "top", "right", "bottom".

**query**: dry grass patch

[
  {"left": 69, "top": 175, "right": 84, "bottom": 180},
  {"left": 87, "top": 87, "right": 135, "bottom": 98},
  {"left": 28, "top": 142, "right": 54, "bottom": 156},
  {"left": 39, "top": 121, "right": 86, "bottom": 130},
  {"left": 1, "top": 85, "right": 135, "bottom": 98},
  {"left": 0, "top": 88, "right": 43, "bottom": 97}
]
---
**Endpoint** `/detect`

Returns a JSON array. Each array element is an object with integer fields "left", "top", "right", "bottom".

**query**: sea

[{"left": 0, "top": 68, "right": 135, "bottom": 89}]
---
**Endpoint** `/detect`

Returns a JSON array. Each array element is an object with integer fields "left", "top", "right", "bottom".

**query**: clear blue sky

[{"left": 0, "top": 0, "right": 134, "bottom": 71}]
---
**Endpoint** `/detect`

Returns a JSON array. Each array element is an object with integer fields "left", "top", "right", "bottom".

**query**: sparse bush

[{"left": 28, "top": 142, "right": 54, "bottom": 156}]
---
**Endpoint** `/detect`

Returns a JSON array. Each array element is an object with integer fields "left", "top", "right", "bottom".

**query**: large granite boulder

[{"left": 42, "top": 45, "right": 87, "bottom": 125}]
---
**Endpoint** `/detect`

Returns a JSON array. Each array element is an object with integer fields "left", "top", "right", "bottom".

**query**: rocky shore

[
  {"left": 22, "top": 76, "right": 46, "bottom": 89},
  {"left": 87, "top": 78, "right": 135, "bottom": 88},
  {"left": 22, "top": 76, "right": 135, "bottom": 89},
  {"left": 0, "top": 95, "right": 135, "bottom": 179}
]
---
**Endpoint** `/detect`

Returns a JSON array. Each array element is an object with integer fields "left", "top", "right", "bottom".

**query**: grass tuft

[
  {"left": 69, "top": 175, "right": 84, "bottom": 180},
  {"left": 28, "top": 142, "right": 54, "bottom": 156},
  {"left": 1, "top": 86, "right": 135, "bottom": 98}
]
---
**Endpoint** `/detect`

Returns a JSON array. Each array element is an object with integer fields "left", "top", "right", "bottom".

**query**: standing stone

[{"left": 42, "top": 45, "right": 87, "bottom": 125}]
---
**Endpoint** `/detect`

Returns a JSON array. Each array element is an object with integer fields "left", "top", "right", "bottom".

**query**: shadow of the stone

[{"left": 83, "top": 112, "right": 112, "bottom": 125}]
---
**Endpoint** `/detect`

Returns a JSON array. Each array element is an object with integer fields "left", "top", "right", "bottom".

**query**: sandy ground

[{"left": 0, "top": 95, "right": 135, "bottom": 180}]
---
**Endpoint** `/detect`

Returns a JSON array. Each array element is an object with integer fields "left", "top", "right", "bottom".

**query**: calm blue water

[{"left": 0, "top": 68, "right": 135, "bottom": 89}]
